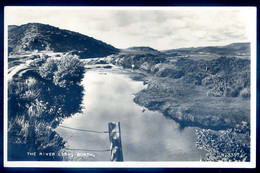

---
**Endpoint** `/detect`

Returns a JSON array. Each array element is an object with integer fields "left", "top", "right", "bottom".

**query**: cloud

[{"left": 5, "top": 7, "right": 254, "bottom": 50}]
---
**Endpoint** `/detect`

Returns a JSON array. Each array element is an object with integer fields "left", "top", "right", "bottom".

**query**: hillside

[
  {"left": 122, "top": 46, "right": 162, "bottom": 55},
  {"left": 8, "top": 23, "right": 119, "bottom": 58},
  {"left": 163, "top": 42, "right": 250, "bottom": 57}
]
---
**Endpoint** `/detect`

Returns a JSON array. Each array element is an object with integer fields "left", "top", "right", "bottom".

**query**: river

[{"left": 55, "top": 63, "right": 203, "bottom": 161}]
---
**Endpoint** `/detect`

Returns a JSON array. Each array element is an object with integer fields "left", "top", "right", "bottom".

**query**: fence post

[{"left": 108, "top": 122, "right": 123, "bottom": 161}]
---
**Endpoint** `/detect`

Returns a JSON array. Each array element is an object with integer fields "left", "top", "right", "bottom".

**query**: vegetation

[
  {"left": 108, "top": 52, "right": 251, "bottom": 162},
  {"left": 196, "top": 121, "right": 250, "bottom": 161},
  {"left": 109, "top": 52, "right": 250, "bottom": 101},
  {"left": 163, "top": 42, "right": 250, "bottom": 57},
  {"left": 38, "top": 54, "right": 85, "bottom": 87},
  {"left": 8, "top": 22, "right": 251, "bottom": 162},
  {"left": 8, "top": 23, "right": 119, "bottom": 58},
  {"left": 108, "top": 53, "right": 250, "bottom": 129},
  {"left": 8, "top": 54, "right": 85, "bottom": 160},
  {"left": 110, "top": 53, "right": 166, "bottom": 72}
]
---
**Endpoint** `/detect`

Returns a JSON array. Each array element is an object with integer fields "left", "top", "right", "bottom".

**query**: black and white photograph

[{"left": 3, "top": 7, "right": 256, "bottom": 167}]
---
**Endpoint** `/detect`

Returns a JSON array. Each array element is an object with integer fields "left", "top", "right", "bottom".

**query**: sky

[{"left": 5, "top": 7, "right": 256, "bottom": 50}]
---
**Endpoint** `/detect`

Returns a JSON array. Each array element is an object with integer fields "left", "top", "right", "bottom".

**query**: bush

[
  {"left": 39, "top": 58, "right": 58, "bottom": 81},
  {"left": 196, "top": 121, "right": 250, "bottom": 162},
  {"left": 8, "top": 53, "right": 85, "bottom": 160},
  {"left": 39, "top": 54, "right": 85, "bottom": 87}
]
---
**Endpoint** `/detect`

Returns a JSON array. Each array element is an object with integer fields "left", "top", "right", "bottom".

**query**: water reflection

[{"left": 56, "top": 66, "right": 202, "bottom": 161}]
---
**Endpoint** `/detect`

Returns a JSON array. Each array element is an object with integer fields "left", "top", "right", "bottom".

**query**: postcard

[{"left": 4, "top": 6, "right": 256, "bottom": 168}]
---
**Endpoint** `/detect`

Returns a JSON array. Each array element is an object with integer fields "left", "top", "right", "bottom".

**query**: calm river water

[{"left": 55, "top": 64, "right": 203, "bottom": 161}]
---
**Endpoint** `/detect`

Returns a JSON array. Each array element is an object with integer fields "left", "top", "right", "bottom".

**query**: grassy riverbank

[
  {"left": 107, "top": 51, "right": 250, "bottom": 130},
  {"left": 106, "top": 49, "right": 251, "bottom": 161}
]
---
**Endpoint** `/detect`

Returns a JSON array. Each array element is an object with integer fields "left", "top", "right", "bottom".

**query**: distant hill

[
  {"left": 8, "top": 23, "right": 119, "bottom": 58},
  {"left": 163, "top": 42, "right": 250, "bottom": 57},
  {"left": 120, "top": 46, "right": 161, "bottom": 55},
  {"left": 127, "top": 46, "right": 160, "bottom": 53}
]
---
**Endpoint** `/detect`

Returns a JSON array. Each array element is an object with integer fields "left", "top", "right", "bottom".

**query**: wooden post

[{"left": 108, "top": 122, "right": 123, "bottom": 161}]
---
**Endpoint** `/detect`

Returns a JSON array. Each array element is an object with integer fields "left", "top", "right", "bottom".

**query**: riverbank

[
  {"left": 106, "top": 53, "right": 250, "bottom": 130},
  {"left": 104, "top": 51, "right": 251, "bottom": 161},
  {"left": 134, "top": 76, "right": 250, "bottom": 130}
]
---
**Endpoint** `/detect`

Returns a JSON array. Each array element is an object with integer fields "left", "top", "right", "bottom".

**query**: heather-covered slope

[{"left": 8, "top": 23, "right": 119, "bottom": 58}]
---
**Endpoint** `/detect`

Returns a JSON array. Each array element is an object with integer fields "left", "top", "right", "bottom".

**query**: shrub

[
  {"left": 196, "top": 121, "right": 250, "bottom": 162},
  {"left": 39, "top": 58, "right": 58, "bottom": 81},
  {"left": 8, "top": 53, "right": 85, "bottom": 160},
  {"left": 39, "top": 54, "right": 85, "bottom": 87}
]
